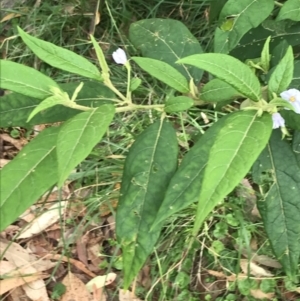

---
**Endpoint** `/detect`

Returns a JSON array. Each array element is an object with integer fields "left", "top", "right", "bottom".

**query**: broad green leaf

[
  {"left": 131, "top": 57, "right": 190, "bottom": 93},
  {"left": 230, "top": 22, "right": 300, "bottom": 61},
  {"left": 293, "top": 131, "right": 300, "bottom": 166},
  {"left": 164, "top": 96, "right": 193, "bottom": 113},
  {"left": 261, "top": 36, "right": 271, "bottom": 72},
  {"left": 291, "top": 60, "right": 300, "bottom": 89},
  {"left": 201, "top": 79, "right": 241, "bottom": 103},
  {"left": 177, "top": 54, "right": 262, "bottom": 101},
  {"left": 153, "top": 114, "right": 230, "bottom": 228},
  {"left": 129, "top": 19, "right": 204, "bottom": 83},
  {"left": 0, "top": 60, "right": 59, "bottom": 99},
  {"left": 0, "top": 126, "right": 60, "bottom": 231},
  {"left": 116, "top": 119, "right": 178, "bottom": 289},
  {"left": 216, "top": 0, "right": 274, "bottom": 53},
  {"left": 268, "top": 46, "right": 294, "bottom": 95},
  {"left": 0, "top": 81, "right": 114, "bottom": 127},
  {"left": 277, "top": 0, "right": 300, "bottom": 21},
  {"left": 18, "top": 27, "right": 102, "bottom": 81},
  {"left": 57, "top": 104, "right": 115, "bottom": 187},
  {"left": 193, "top": 111, "right": 272, "bottom": 235},
  {"left": 252, "top": 130, "right": 300, "bottom": 280},
  {"left": 281, "top": 110, "right": 300, "bottom": 131}
]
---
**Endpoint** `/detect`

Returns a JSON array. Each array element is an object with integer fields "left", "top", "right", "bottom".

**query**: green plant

[{"left": 1, "top": 0, "right": 300, "bottom": 291}]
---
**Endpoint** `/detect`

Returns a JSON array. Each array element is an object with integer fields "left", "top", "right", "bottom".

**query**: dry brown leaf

[
  {"left": 119, "top": 289, "right": 143, "bottom": 301},
  {"left": 44, "top": 253, "right": 97, "bottom": 278},
  {"left": 0, "top": 12, "right": 22, "bottom": 22},
  {"left": 0, "top": 133, "right": 24, "bottom": 149},
  {"left": 86, "top": 273, "right": 117, "bottom": 292},
  {"left": 252, "top": 255, "right": 282, "bottom": 269},
  {"left": 207, "top": 270, "right": 227, "bottom": 278},
  {"left": 61, "top": 272, "right": 92, "bottom": 301},
  {"left": 6, "top": 286, "right": 31, "bottom": 301},
  {"left": 240, "top": 259, "right": 273, "bottom": 277},
  {"left": 18, "top": 201, "right": 68, "bottom": 239},
  {"left": 92, "top": 285, "right": 107, "bottom": 301},
  {"left": 250, "top": 289, "right": 275, "bottom": 300},
  {"left": 0, "top": 158, "right": 10, "bottom": 167},
  {"left": 0, "top": 274, "right": 43, "bottom": 294},
  {"left": 0, "top": 240, "right": 49, "bottom": 300}
]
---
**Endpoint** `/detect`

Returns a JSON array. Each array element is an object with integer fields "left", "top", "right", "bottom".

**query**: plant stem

[
  {"left": 116, "top": 104, "right": 164, "bottom": 113},
  {"left": 274, "top": 1, "right": 283, "bottom": 6}
]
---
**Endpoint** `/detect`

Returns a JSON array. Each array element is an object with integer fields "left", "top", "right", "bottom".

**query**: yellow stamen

[{"left": 289, "top": 96, "right": 296, "bottom": 102}]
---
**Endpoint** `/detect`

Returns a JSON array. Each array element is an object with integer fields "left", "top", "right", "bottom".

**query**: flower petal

[{"left": 272, "top": 112, "right": 285, "bottom": 129}]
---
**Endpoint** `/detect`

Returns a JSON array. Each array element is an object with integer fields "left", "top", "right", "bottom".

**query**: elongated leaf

[
  {"left": 129, "top": 19, "right": 204, "bottom": 83},
  {"left": 277, "top": 0, "right": 300, "bottom": 21},
  {"left": 201, "top": 79, "right": 241, "bottom": 103},
  {"left": 252, "top": 130, "right": 300, "bottom": 280},
  {"left": 131, "top": 57, "right": 189, "bottom": 93},
  {"left": 0, "top": 81, "right": 114, "bottom": 127},
  {"left": 268, "top": 46, "right": 294, "bottom": 95},
  {"left": 216, "top": 0, "right": 274, "bottom": 53},
  {"left": 230, "top": 21, "right": 300, "bottom": 61},
  {"left": 153, "top": 114, "right": 230, "bottom": 228},
  {"left": 116, "top": 119, "right": 178, "bottom": 289},
  {"left": 0, "top": 126, "right": 60, "bottom": 231},
  {"left": 164, "top": 96, "right": 193, "bottom": 112},
  {"left": 0, "top": 60, "right": 59, "bottom": 99},
  {"left": 178, "top": 54, "right": 262, "bottom": 101},
  {"left": 193, "top": 111, "right": 272, "bottom": 235},
  {"left": 260, "top": 36, "right": 271, "bottom": 72},
  {"left": 18, "top": 27, "right": 102, "bottom": 81},
  {"left": 57, "top": 104, "right": 115, "bottom": 186}
]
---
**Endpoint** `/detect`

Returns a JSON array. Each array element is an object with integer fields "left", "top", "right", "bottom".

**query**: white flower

[
  {"left": 112, "top": 48, "right": 127, "bottom": 65},
  {"left": 272, "top": 112, "right": 285, "bottom": 129},
  {"left": 280, "top": 88, "right": 300, "bottom": 114}
]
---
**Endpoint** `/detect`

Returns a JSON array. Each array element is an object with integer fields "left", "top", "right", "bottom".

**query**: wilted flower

[
  {"left": 112, "top": 48, "right": 127, "bottom": 65},
  {"left": 272, "top": 112, "right": 285, "bottom": 129},
  {"left": 280, "top": 88, "right": 300, "bottom": 114}
]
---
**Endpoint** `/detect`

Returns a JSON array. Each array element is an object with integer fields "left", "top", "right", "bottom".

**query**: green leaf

[
  {"left": 27, "top": 95, "right": 72, "bottom": 122},
  {"left": 130, "top": 77, "right": 142, "bottom": 92},
  {"left": 131, "top": 57, "right": 190, "bottom": 93},
  {"left": 230, "top": 22, "right": 300, "bottom": 61},
  {"left": 201, "top": 79, "right": 241, "bottom": 103},
  {"left": 18, "top": 27, "right": 102, "bottom": 81},
  {"left": 116, "top": 119, "right": 178, "bottom": 289},
  {"left": 252, "top": 130, "right": 300, "bottom": 280},
  {"left": 293, "top": 131, "right": 300, "bottom": 166},
  {"left": 0, "top": 81, "right": 115, "bottom": 127},
  {"left": 277, "top": 0, "right": 300, "bottom": 22},
  {"left": 193, "top": 111, "right": 272, "bottom": 235},
  {"left": 0, "top": 60, "right": 59, "bottom": 99},
  {"left": 217, "top": 0, "right": 274, "bottom": 53},
  {"left": 0, "top": 126, "right": 60, "bottom": 231},
  {"left": 281, "top": 110, "right": 300, "bottom": 131},
  {"left": 57, "top": 104, "right": 115, "bottom": 187},
  {"left": 129, "top": 19, "right": 204, "bottom": 83},
  {"left": 164, "top": 96, "right": 194, "bottom": 113},
  {"left": 268, "top": 46, "right": 294, "bottom": 96},
  {"left": 177, "top": 54, "right": 262, "bottom": 101},
  {"left": 153, "top": 114, "right": 230, "bottom": 228},
  {"left": 270, "top": 40, "right": 289, "bottom": 68},
  {"left": 291, "top": 60, "right": 300, "bottom": 89},
  {"left": 261, "top": 36, "right": 271, "bottom": 72}
]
